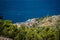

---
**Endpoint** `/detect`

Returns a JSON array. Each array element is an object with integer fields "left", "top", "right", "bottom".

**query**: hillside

[
  {"left": 14, "top": 15, "right": 60, "bottom": 28},
  {"left": 38, "top": 15, "right": 60, "bottom": 27},
  {"left": 0, "top": 15, "right": 60, "bottom": 40}
]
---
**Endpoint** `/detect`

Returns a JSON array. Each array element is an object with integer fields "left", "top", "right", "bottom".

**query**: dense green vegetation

[{"left": 0, "top": 17, "right": 60, "bottom": 40}]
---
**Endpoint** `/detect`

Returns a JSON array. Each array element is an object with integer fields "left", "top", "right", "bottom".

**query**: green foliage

[{"left": 0, "top": 19, "right": 60, "bottom": 40}]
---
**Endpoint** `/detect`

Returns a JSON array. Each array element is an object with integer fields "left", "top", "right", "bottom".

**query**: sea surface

[{"left": 0, "top": 0, "right": 60, "bottom": 23}]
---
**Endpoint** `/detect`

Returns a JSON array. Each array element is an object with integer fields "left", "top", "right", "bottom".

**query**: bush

[{"left": 0, "top": 20, "right": 60, "bottom": 40}]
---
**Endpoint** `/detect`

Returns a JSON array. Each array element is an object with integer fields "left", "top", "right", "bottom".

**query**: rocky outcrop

[
  {"left": 0, "top": 37, "right": 13, "bottom": 40},
  {"left": 14, "top": 15, "right": 60, "bottom": 27},
  {"left": 14, "top": 18, "right": 37, "bottom": 27}
]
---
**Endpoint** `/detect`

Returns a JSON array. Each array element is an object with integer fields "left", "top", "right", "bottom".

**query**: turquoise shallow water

[{"left": 0, "top": 0, "right": 60, "bottom": 23}]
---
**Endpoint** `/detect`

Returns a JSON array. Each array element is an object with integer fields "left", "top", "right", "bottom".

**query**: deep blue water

[{"left": 0, "top": 0, "right": 60, "bottom": 23}]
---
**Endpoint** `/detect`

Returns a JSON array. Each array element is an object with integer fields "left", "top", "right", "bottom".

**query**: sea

[{"left": 0, "top": 0, "right": 60, "bottom": 23}]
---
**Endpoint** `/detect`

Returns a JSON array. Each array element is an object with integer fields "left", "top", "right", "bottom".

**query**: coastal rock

[{"left": 14, "top": 15, "right": 60, "bottom": 27}]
